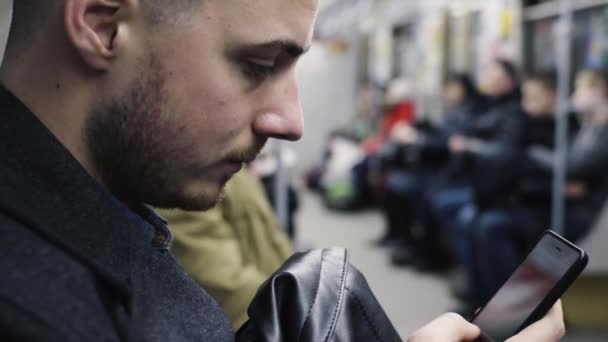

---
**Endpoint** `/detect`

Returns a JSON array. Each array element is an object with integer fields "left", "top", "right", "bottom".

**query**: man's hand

[
  {"left": 506, "top": 301, "right": 565, "bottom": 342},
  {"left": 408, "top": 313, "right": 480, "bottom": 342},
  {"left": 390, "top": 123, "right": 419, "bottom": 144},
  {"left": 565, "top": 182, "right": 588, "bottom": 199},
  {"left": 449, "top": 135, "right": 469, "bottom": 154},
  {"left": 409, "top": 301, "right": 564, "bottom": 342}
]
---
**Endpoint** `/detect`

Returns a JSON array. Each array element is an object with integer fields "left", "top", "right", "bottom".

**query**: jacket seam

[
  {"left": 343, "top": 286, "right": 383, "bottom": 342},
  {"left": 298, "top": 250, "right": 324, "bottom": 342},
  {"left": 323, "top": 250, "right": 349, "bottom": 342}
]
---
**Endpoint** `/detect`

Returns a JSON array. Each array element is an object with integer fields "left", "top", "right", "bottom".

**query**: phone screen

[{"left": 472, "top": 233, "right": 582, "bottom": 341}]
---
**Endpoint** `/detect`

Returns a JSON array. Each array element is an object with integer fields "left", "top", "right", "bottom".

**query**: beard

[{"left": 84, "top": 54, "right": 262, "bottom": 211}]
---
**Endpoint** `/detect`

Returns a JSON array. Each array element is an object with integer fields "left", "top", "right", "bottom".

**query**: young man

[{"left": 0, "top": 1, "right": 563, "bottom": 341}]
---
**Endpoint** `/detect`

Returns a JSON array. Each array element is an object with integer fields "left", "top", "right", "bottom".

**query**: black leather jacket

[{"left": 238, "top": 248, "right": 402, "bottom": 342}]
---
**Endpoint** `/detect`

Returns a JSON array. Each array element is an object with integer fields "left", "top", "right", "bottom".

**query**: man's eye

[{"left": 242, "top": 61, "right": 277, "bottom": 82}]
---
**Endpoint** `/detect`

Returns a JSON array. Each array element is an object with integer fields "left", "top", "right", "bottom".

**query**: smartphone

[{"left": 471, "top": 230, "right": 588, "bottom": 341}]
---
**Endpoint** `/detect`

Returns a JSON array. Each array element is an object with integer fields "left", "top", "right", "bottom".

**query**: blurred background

[
  {"left": 2, "top": 0, "right": 608, "bottom": 340},
  {"left": 295, "top": 0, "right": 608, "bottom": 339}
]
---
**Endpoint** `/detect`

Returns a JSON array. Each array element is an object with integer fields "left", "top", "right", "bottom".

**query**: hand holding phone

[
  {"left": 408, "top": 313, "right": 481, "bottom": 342},
  {"left": 471, "top": 231, "right": 587, "bottom": 341}
]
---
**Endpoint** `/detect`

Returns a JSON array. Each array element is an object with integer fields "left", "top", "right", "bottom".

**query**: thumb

[{"left": 444, "top": 313, "right": 481, "bottom": 341}]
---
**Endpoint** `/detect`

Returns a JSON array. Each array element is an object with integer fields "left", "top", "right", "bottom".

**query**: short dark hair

[
  {"left": 524, "top": 70, "right": 558, "bottom": 91},
  {"left": 6, "top": 0, "right": 201, "bottom": 56},
  {"left": 446, "top": 73, "right": 482, "bottom": 102},
  {"left": 141, "top": 0, "right": 202, "bottom": 27},
  {"left": 496, "top": 59, "right": 520, "bottom": 85}
]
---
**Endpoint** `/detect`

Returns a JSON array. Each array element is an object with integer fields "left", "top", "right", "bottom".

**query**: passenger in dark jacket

[
  {"left": 415, "top": 61, "right": 527, "bottom": 270},
  {"left": 513, "top": 72, "right": 579, "bottom": 211},
  {"left": 377, "top": 74, "right": 486, "bottom": 268},
  {"left": 388, "top": 74, "right": 487, "bottom": 168},
  {"left": 0, "top": 1, "right": 316, "bottom": 340},
  {"left": 0, "top": 88, "right": 234, "bottom": 341},
  {"left": 446, "top": 61, "right": 528, "bottom": 208},
  {"left": 467, "top": 69, "right": 608, "bottom": 307}
]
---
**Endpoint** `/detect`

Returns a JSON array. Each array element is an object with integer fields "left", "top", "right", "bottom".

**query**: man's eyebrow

[{"left": 237, "top": 40, "right": 311, "bottom": 57}]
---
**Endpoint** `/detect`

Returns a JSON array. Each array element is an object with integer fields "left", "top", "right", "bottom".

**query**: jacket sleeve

[
  {"left": 526, "top": 145, "right": 554, "bottom": 172},
  {"left": 467, "top": 109, "right": 528, "bottom": 164},
  {"left": 237, "top": 248, "right": 401, "bottom": 342},
  {"left": 567, "top": 125, "right": 608, "bottom": 180},
  {"left": 417, "top": 132, "right": 450, "bottom": 158},
  {"left": 468, "top": 110, "right": 528, "bottom": 199},
  {"left": 169, "top": 209, "right": 270, "bottom": 330}
]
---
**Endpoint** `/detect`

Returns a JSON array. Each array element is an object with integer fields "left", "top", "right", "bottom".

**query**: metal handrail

[{"left": 525, "top": 0, "right": 608, "bottom": 21}]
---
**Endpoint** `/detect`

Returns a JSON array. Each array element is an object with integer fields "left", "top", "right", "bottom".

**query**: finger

[
  {"left": 409, "top": 313, "right": 481, "bottom": 342},
  {"left": 549, "top": 300, "right": 564, "bottom": 322},
  {"left": 442, "top": 313, "right": 481, "bottom": 341},
  {"left": 550, "top": 300, "right": 566, "bottom": 335}
]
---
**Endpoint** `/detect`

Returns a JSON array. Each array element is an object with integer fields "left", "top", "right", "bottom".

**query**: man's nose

[{"left": 253, "top": 72, "right": 304, "bottom": 141}]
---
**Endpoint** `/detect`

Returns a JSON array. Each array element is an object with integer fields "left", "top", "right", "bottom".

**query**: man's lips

[{"left": 218, "top": 141, "right": 265, "bottom": 174}]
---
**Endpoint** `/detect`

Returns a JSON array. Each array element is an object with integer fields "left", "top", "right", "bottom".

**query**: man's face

[
  {"left": 481, "top": 62, "right": 514, "bottom": 97},
  {"left": 444, "top": 81, "right": 465, "bottom": 108},
  {"left": 572, "top": 75, "right": 604, "bottom": 114},
  {"left": 86, "top": 0, "right": 317, "bottom": 210},
  {"left": 522, "top": 80, "right": 556, "bottom": 118}
]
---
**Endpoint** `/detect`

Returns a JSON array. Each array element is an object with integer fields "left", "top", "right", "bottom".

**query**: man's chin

[
  {"left": 173, "top": 185, "right": 227, "bottom": 212},
  {"left": 172, "top": 192, "right": 222, "bottom": 212},
  {"left": 150, "top": 176, "right": 232, "bottom": 211}
]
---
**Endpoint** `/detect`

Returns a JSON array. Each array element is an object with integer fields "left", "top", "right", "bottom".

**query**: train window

[{"left": 526, "top": 5, "right": 608, "bottom": 78}]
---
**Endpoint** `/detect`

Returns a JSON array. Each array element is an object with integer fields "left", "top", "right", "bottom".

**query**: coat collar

[{"left": 0, "top": 86, "right": 165, "bottom": 296}]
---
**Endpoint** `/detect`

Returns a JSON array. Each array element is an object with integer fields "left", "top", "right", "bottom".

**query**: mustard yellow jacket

[{"left": 159, "top": 170, "right": 293, "bottom": 329}]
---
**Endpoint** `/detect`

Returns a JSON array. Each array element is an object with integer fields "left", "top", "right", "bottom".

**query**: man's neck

[{"left": 0, "top": 55, "right": 100, "bottom": 182}]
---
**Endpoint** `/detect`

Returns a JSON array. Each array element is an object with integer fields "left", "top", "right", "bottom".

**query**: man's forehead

[{"left": 295, "top": 0, "right": 319, "bottom": 11}]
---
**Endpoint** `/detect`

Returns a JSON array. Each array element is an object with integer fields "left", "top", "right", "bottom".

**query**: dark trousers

[
  {"left": 429, "top": 185, "right": 474, "bottom": 260},
  {"left": 469, "top": 208, "right": 545, "bottom": 303},
  {"left": 382, "top": 170, "right": 427, "bottom": 243},
  {"left": 383, "top": 169, "right": 472, "bottom": 262},
  {"left": 465, "top": 205, "right": 595, "bottom": 304}
]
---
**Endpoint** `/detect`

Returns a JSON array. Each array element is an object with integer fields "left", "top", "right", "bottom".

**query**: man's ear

[{"left": 64, "top": 0, "right": 132, "bottom": 71}]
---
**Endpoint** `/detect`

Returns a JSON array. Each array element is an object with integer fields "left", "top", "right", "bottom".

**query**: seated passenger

[
  {"left": 376, "top": 74, "right": 485, "bottom": 261},
  {"left": 467, "top": 69, "right": 608, "bottom": 308},
  {"left": 447, "top": 70, "right": 563, "bottom": 306},
  {"left": 351, "top": 79, "right": 416, "bottom": 209},
  {"left": 443, "top": 60, "right": 528, "bottom": 210},
  {"left": 418, "top": 60, "right": 527, "bottom": 270},
  {"left": 159, "top": 169, "right": 294, "bottom": 329}
]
